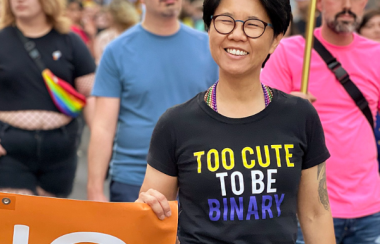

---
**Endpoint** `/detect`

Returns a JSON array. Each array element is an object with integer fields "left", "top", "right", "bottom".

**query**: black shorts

[{"left": 0, "top": 119, "right": 81, "bottom": 197}]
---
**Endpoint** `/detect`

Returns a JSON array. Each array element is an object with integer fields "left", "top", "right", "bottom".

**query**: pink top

[{"left": 261, "top": 28, "right": 380, "bottom": 218}]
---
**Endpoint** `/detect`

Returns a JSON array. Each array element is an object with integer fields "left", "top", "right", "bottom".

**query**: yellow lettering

[
  {"left": 242, "top": 147, "right": 255, "bottom": 169},
  {"left": 271, "top": 145, "right": 282, "bottom": 167},
  {"left": 207, "top": 149, "right": 220, "bottom": 172},
  {"left": 256, "top": 145, "right": 270, "bottom": 168},
  {"left": 193, "top": 151, "right": 205, "bottom": 173},
  {"left": 222, "top": 148, "right": 235, "bottom": 170},
  {"left": 285, "top": 144, "right": 294, "bottom": 167}
]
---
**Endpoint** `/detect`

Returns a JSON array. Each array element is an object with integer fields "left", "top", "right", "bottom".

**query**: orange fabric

[{"left": 0, "top": 193, "right": 178, "bottom": 244}]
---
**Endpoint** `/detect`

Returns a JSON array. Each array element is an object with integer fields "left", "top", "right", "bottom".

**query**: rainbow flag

[{"left": 42, "top": 69, "right": 86, "bottom": 117}]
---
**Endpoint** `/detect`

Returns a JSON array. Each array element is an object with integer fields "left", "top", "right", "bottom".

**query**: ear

[
  {"left": 268, "top": 33, "right": 283, "bottom": 54},
  {"left": 316, "top": 0, "right": 323, "bottom": 13}
]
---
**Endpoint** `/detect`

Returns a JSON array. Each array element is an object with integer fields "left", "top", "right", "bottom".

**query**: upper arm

[
  {"left": 92, "top": 97, "right": 120, "bottom": 135},
  {"left": 140, "top": 165, "right": 178, "bottom": 201},
  {"left": 297, "top": 162, "right": 329, "bottom": 219},
  {"left": 70, "top": 33, "right": 96, "bottom": 78}
]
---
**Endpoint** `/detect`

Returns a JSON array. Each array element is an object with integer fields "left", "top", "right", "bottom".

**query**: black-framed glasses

[{"left": 211, "top": 15, "right": 273, "bottom": 39}]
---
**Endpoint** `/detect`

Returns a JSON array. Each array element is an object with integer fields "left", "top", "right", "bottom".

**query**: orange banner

[{"left": 0, "top": 193, "right": 178, "bottom": 244}]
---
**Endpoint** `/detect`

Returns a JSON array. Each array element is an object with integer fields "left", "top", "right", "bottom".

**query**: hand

[
  {"left": 136, "top": 189, "right": 172, "bottom": 220},
  {"left": 0, "top": 140, "right": 7, "bottom": 157},
  {"left": 290, "top": 91, "right": 317, "bottom": 103},
  {"left": 87, "top": 189, "right": 108, "bottom": 202}
]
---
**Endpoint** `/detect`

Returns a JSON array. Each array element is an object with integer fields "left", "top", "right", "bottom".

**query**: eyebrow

[{"left": 218, "top": 12, "right": 260, "bottom": 20}]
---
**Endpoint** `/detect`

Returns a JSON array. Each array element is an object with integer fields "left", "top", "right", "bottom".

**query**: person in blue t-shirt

[{"left": 87, "top": 0, "right": 219, "bottom": 202}]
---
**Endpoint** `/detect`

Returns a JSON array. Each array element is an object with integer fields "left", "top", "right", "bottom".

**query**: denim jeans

[
  {"left": 296, "top": 212, "right": 380, "bottom": 244},
  {"left": 109, "top": 180, "right": 141, "bottom": 202}
]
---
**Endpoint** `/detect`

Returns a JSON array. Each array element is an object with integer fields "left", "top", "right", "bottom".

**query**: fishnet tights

[
  {"left": 0, "top": 73, "right": 95, "bottom": 130},
  {"left": 0, "top": 111, "right": 72, "bottom": 130}
]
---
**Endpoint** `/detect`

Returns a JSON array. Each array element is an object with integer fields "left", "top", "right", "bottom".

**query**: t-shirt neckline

[
  {"left": 197, "top": 88, "right": 278, "bottom": 124},
  {"left": 314, "top": 27, "right": 358, "bottom": 50},
  {"left": 138, "top": 23, "right": 183, "bottom": 39}
]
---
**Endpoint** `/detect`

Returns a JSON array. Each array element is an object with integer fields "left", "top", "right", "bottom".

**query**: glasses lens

[
  {"left": 214, "top": 15, "right": 235, "bottom": 34},
  {"left": 244, "top": 19, "right": 265, "bottom": 38}
]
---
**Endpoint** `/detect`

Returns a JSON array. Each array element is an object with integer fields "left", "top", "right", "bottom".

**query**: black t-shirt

[
  {"left": 0, "top": 26, "right": 96, "bottom": 112},
  {"left": 148, "top": 89, "right": 330, "bottom": 244}
]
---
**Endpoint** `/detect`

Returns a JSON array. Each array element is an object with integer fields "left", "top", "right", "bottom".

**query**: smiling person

[
  {"left": 136, "top": 0, "right": 335, "bottom": 243},
  {"left": 261, "top": 0, "right": 380, "bottom": 243},
  {"left": 0, "top": 0, "right": 96, "bottom": 197}
]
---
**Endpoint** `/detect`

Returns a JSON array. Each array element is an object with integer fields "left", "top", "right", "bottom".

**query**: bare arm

[
  {"left": 136, "top": 165, "right": 178, "bottom": 219},
  {"left": 87, "top": 97, "right": 120, "bottom": 202},
  {"left": 297, "top": 162, "right": 335, "bottom": 244},
  {"left": 75, "top": 73, "right": 96, "bottom": 129}
]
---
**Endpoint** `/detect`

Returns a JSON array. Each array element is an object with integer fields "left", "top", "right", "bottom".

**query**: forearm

[
  {"left": 83, "top": 96, "right": 96, "bottom": 130},
  {"left": 299, "top": 211, "right": 335, "bottom": 244},
  {"left": 87, "top": 129, "right": 114, "bottom": 194}
]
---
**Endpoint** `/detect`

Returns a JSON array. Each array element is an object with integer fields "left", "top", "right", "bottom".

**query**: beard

[{"left": 326, "top": 9, "right": 361, "bottom": 34}]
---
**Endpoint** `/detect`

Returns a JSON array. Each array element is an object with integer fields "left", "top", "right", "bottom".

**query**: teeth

[{"left": 227, "top": 49, "right": 248, "bottom": 56}]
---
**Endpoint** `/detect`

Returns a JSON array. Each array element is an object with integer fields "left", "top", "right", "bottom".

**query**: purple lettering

[
  {"left": 230, "top": 197, "right": 244, "bottom": 221},
  {"left": 274, "top": 194, "right": 285, "bottom": 217},
  {"left": 223, "top": 198, "right": 228, "bottom": 221},
  {"left": 262, "top": 195, "right": 273, "bottom": 219},
  {"left": 246, "top": 196, "right": 259, "bottom": 220},
  {"left": 208, "top": 199, "right": 221, "bottom": 221}
]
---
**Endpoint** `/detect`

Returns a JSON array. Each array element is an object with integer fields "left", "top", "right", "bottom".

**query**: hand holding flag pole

[{"left": 301, "top": 0, "right": 318, "bottom": 94}]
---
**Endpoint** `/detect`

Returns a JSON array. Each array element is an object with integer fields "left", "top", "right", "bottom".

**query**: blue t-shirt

[{"left": 92, "top": 23, "right": 219, "bottom": 186}]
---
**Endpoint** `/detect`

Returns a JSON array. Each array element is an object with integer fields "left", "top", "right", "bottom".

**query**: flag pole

[{"left": 301, "top": 0, "right": 318, "bottom": 94}]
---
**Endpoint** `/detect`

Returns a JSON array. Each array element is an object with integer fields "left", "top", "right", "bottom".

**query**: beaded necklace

[{"left": 204, "top": 81, "right": 273, "bottom": 112}]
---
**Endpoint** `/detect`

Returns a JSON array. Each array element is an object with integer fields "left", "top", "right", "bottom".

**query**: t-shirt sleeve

[
  {"left": 301, "top": 100, "right": 330, "bottom": 169},
  {"left": 91, "top": 45, "right": 122, "bottom": 98},
  {"left": 260, "top": 41, "right": 293, "bottom": 93},
  {"left": 69, "top": 32, "right": 96, "bottom": 78},
  {"left": 147, "top": 110, "right": 178, "bottom": 177}
]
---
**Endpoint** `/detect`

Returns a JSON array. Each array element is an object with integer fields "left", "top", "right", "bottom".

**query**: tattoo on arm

[{"left": 317, "top": 162, "right": 330, "bottom": 211}]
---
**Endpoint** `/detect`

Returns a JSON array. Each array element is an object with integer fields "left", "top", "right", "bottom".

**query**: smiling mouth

[{"left": 224, "top": 48, "right": 249, "bottom": 56}]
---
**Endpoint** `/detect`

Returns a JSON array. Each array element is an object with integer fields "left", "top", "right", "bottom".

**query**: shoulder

[
  {"left": 0, "top": 26, "right": 15, "bottom": 42},
  {"left": 278, "top": 35, "right": 305, "bottom": 49},
  {"left": 180, "top": 24, "right": 208, "bottom": 39},
  {"left": 158, "top": 93, "right": 202, "bottom": 125},
  {"left": 273, "top": 89, "right": 318, "bottom": 118},
  {"left": 107, "top": 24, "right": 141, "bottom": 48},
  {"left": 355, "top": 34, "right": 380, "bottom": 53}
]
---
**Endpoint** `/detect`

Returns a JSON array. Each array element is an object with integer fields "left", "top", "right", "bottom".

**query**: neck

[
  {"left": 16, "top": 14, "right": 52, "bottom": 38},
  {"left": 141, "top": 13, "right": 180, "bottom": 36},
  {"left": 216, "top": 70, "right": 265, "bottom": 118},
  {"left": 320, "top": 24, "right": 354, "bottom": 46}
]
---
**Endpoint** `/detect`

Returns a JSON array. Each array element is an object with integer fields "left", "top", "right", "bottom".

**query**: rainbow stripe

[{"left": 42, "top": 69, "right": 86, "bottom": 117}]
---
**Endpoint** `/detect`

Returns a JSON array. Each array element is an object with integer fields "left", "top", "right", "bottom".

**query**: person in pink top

[{"left": 261, "top": 0, "right": 380, "bottom": 243}]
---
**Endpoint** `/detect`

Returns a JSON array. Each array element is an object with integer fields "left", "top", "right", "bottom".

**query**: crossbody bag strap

[
  {"left": 313, "top": 36, "right": 374, "bottom": 129},
  {"left": 14, "top": 26, "right": 46, "bottom": 72}
]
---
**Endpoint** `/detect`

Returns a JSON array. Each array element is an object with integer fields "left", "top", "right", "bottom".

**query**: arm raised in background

[
  {"left": 87, "top": 97, "right": 120, "bottom": 202},
  {"left": 297, "top": 162, "right": 336, "bottom": 244}
]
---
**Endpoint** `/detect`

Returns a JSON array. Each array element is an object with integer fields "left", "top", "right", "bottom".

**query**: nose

[
  {"left": 342, "top": 0, "right": 352, "bottom": 9},
  {"left": 227, "top": 22, "right": 248, "bottom": 42}
]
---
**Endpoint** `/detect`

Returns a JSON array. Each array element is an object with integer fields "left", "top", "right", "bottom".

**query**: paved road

[{"left": 69, "top": 126, "right": 110, "bottom": 200}]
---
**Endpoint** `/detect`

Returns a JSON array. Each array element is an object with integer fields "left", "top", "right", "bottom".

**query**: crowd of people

[{"left": 1, "top": 0, "right": 380, "bottom": 243}]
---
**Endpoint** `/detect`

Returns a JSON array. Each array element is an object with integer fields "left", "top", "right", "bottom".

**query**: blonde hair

[
  {"left": 106, "top": 0, "right": 139, "bottom": 32},
  {"left": 0, "top": 0, "right": 71, "bottom": 34}
]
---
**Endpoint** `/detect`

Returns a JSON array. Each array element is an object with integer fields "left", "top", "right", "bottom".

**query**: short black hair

[{"left": 203, "top": 0, "right": 292, "bottom": 37}]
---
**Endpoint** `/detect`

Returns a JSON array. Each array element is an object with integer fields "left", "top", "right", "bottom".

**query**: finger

[
  {"left": 147, "top": 189, "right": 172, "bottom": 217},
  {"left": 0, "top": 146, "right": 6, "bottom": 156},
  {"left": 308, "top": 93, "right": 317, "bottom": 103},
  {"left": 139, "top": 192, "right": 167, "bottom": 220}
]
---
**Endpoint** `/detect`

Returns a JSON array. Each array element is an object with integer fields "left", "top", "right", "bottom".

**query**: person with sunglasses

[{"left": 136, "top": 0, "right": 335, "bottom": 243}]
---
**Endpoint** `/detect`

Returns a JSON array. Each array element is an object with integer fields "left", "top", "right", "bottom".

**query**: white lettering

[
  {"left": 231, "top": 171, "right": 244, "bottom": 195},
  {"left": 251, "top": 170, "right": 265, "bottom": 194},
  {"left": 216, "top": 172, "right": 228, "bottom": 196}
]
